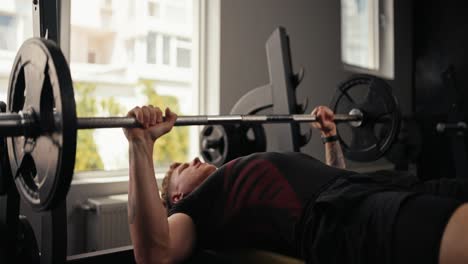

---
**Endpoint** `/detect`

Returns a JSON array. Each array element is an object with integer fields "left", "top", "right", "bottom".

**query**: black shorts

[
  {"left": 393, "top": 194, "right": 461, "bottom": 264},
  {"left": 299, "top": 172, "right": 463, "bottom": 264}
]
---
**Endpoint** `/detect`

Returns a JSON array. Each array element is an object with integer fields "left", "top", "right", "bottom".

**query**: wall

[{"left": 219, "top": 0, "right": 413, "bottom": 169}]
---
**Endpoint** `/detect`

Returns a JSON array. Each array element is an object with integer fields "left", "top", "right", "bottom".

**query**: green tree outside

[
  {"left": 74, "top": 82, "right": 104, "bottom": 171},
  {"left": 140, "top": 80, "right": 189, "bottom": 165},
  {"left": 100, "top": 97, "right": 125, "bottom": 116},
  {"left": 73, "top": 81, "right": 189, "bottom": 171}
]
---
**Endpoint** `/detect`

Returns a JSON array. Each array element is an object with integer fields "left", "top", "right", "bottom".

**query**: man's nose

[{"left": 192, "top": 157, "right": 200, "bottom": 165}]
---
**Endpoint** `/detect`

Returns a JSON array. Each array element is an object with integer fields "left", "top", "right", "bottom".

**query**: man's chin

[
  {"left": 200, "top": 167, "right": 216, "bottom": 181},
  {"left": 207, "top": 166, "right": 217, "bottom": 175}
]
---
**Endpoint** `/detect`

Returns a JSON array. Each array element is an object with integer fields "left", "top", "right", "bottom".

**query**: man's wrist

[
  {"left": 129, "top": 138, "right": 155, "bottom": 152},
  {"left": 321, "top": 128, "right": 337, "bottom": 138},
  {"left": 321, "top": 134, "right": 339, "bottom": 144}
]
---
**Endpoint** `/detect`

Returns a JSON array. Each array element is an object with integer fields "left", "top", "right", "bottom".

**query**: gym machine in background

[
  {"left": 413, "top": 1, "right": 468, "bottom": 180},
  {"left": 339, "top": 0, "right": 468, "bottom": 179}
]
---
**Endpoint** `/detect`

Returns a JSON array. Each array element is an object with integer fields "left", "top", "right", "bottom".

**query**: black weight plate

[
  {"left": 200, "top": 124, "right": 266, "bottom": 167},
  {"left": 7, "top": 38, "right": 77, "bottom": 211},
  {"left": 237, "top": 124, "right": 267, "bottom": 156},
  {"left": 330, "top": 75, "right": 401, "bottom": 162},
  {"left": 200, "top": 125, "right": 229, "bottom": 167}
]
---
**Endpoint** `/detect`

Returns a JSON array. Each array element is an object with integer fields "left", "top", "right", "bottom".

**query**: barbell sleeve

[
  {"left": 0, "top": 112, "right": 34, "bottom": 136},
  {"left": 436, "top": 122, "right": 468, "bottom": 134}
]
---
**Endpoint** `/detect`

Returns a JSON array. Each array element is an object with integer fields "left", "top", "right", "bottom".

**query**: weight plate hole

[
  {"left": 19, "top": 154, "right": 38, "bottom": 190},
  {"left": 13, "top": 67, "right": 26, "bottom": 113},
  {"left": 203, "top": 126, "right": 213, "bottom": 136},
  {"left": 40, "top": 73, "right": 55, "bottom": 133},
  {"left": 246, "top": 128, "right": 255, "bottom": 141}
]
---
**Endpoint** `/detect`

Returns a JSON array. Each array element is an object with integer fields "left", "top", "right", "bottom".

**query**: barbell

[
  {"left": 0, "top": 110, "right": 364, "bottom": 134},
  {"left": 1, "top": 38, "right": 400, "bottom": 212}
]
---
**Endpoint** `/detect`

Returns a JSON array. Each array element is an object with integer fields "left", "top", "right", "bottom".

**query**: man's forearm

[
  {"left": 325, "top": 140, "right": 346, "bottom": 169},
  {"left": 128, "top": 140, "right": 170, "bottom": 263}
]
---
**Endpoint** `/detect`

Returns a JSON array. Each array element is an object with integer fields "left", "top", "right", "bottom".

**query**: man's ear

[{"left": 171, "top": 192, "right": 184, "bottom": 204}]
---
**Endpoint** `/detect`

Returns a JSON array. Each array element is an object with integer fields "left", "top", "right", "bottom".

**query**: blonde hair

[{"left": 160, "top": 162, "right": 181, "bottom": 210}]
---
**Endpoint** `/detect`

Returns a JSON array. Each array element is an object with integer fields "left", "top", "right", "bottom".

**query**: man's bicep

[{"left": 168, "top": 213, "right": 196, "bottom": 263}]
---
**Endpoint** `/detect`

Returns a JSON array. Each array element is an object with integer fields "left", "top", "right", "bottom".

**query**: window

[
  {"left": 87, "top": 51, "right": 96, "bottom": 63},
  {"left": 125, "top": 39, "right": 135, "bottom": 63},
  {"left": 0, "top": 1, "right": 201, "bottom": 174},
  {"left": 127, "top": 0, "right": 135, "bottom": 18},
  {"left": 70, "top": 0, "right": 196, "bottom": 173},
  {"left": 0, "top": 15, "right": 16, "bottom": 51},
  {"left": 148, "top": 1, "right": 160, "bottom": 18},
  {"left": 341, "top": 0, "right": 379, "bottom": 70},
  {"left": 162, "top": 35, "right": 171, "bottom": 65},
  {"left": 176, "top": 37, "right": 191, "bottom": 68},
  {"left": 103, "top": 0, "right": 112, "bottom": 9},
  {"left": 0, "top": 2, "right": 33, "bottom": 104},
  {"left": 165, "top": 6, "right": 186, "bottom": 24},
  {"left": 146, "top": 32, "right": 157, "bottom": 64},
  {"left": 341, "top": 0, "right": 394, "bottom": 79},
  {"left": 177, "top": 48, "right": 191, "bottom": 68}
]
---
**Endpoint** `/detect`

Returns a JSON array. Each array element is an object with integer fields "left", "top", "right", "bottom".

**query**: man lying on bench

[{"left": 124, "top": 105, "right": 468, "bottom": 264}]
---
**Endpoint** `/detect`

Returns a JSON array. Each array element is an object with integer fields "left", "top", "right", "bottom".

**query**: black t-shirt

[{"left": 168, "top": 152, "right": 355, "bottom": 258}]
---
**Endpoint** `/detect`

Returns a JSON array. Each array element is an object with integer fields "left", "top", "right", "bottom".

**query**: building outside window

[
  {"left": 70, "top": 0, "right": 195, "bottom": 174},
  {"left": 0, "top": 0, "right": 197, "bottom": 176},
  {"left": 0, "top": 16, "right": 16, "bottom": 51}
]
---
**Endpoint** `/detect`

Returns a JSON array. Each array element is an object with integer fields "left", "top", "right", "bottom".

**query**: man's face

[{"left": 170, "top": 157, "right": 217, "bottom": 204}]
